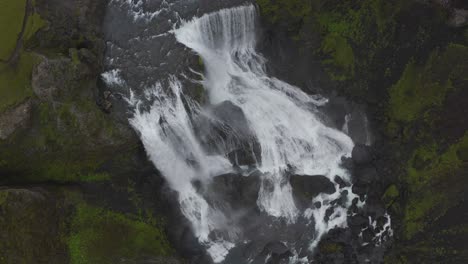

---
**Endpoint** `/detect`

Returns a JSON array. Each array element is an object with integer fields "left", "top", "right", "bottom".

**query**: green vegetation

[
  {"left": 257, "top": 0, "right": 468, "bottom": 261},
  {"left": 70, "top": 48, "right": 80, "bottom": 65},
  {"left": 313, "top": 0, "right": 409, "bottom": 84},
  {"left": 382, "top": 184, "right": 399, "bottom": 208},
  {"left": 0, "top": 0, "right": 27, "bottom": 60},
  {"left": 0, "top": 98, "right": 125, "bottom": 183},
  {"left": 403, "top": 134, "right": 468, "bottom": 239},
  {"left": 23, "top": 12, "right": 47, "bottom": 42},
  {"left": 256, "top": 0, "right": 311, "bottom": 29},
  {"left": 388, "top": 44, "right": 468, "bottom": 123},
  {"left": 0, "top": 0, "right": 46, "bottom": 112},
  {"left": 0, "top": 189, "right": 68, "bottom": 264},
  {"left": 0, "top": 52, "right": 39, "bottom": 112},
  {"left": 256, "top": 0, "right": 408, "bottom": 86},
  {"left": 68, "top": 203, "right": 173, "bottom": 264},
  {"left": 321, "top": 34, "right": 354, "bottom": 80},
  {"left": 0, "top": 53, "right": 131, "bottom": 184},
  {"left": 384, "top": 43, "right": 468, "bottom": 242},
  {"left": 319, "top": 242, "right": 343, "bottom": 254}
]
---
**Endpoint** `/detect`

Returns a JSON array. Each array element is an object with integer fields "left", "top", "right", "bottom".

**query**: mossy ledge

[{"left": 67, "top": 193, "right": 174, "bottom": 264}]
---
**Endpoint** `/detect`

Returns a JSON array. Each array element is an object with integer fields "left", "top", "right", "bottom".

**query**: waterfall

[{"left": 128, "top": 4, "right": 357, "bottom": 263}]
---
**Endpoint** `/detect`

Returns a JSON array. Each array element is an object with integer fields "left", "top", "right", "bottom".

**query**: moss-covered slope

[
  {"left": 0, "top": 0, "right": 181, "bottom": 263},
  {"left": 256, "top": 0, "right": 468, "bottom": 262}
]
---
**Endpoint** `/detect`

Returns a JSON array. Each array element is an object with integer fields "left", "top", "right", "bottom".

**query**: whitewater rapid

[{"left": 126, "top": 4, "right": 359, "bottom": 263}]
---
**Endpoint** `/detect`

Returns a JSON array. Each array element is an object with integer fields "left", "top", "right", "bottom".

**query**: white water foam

[
  {"left": 102, "top": 69, "right": 125, "bottom": 86},
  {"left": 174, "top": 4, "right": 353, "bottom": 221},
  {"left": 130, "top": 4, "right": 357, "bottom": 263},
  {"left": 111, "top": 0, "right": 170, "bottom": 21}
]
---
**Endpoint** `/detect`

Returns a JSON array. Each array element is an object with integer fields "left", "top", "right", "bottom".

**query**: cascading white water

[
  {"left": 174, "top": 4, "right": 354, "bottom": 220},
  {"left": 130, "top": 4, "right": 357, "bottom": 263}
]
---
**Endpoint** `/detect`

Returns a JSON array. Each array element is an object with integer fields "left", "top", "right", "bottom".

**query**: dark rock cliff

[{"left": 255, "top": 0, "right": 468, "bottom": 263}]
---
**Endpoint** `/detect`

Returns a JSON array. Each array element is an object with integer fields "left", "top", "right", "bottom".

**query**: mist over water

[{"left": 127, "top": 4, "right": 362, "bottom": 263}]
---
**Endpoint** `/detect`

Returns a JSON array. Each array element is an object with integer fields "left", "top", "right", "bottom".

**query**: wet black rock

[
  {"left": 349, "top": 214, "right": 368, "bottom": 229},
  {"left": 351, "top": 183, "right": 367, "bottom": 196},
  {"left": 261, "top": 241, "right": 292, "bottom": 264},
  {"left": 263, "top": 241, "right": 289, "bottom": 255},
  {"left": 290, "top": 175, "right": 336, "bottom": 208},
  {"left": 208, "top": 173, "right": 261, "bottom": 209},
  {"left": 334, "top": 175, "right": 350, "bottom": 189},
  {"left": 340, "top": 156, "right": 354, "bottom": 170},
  {"left": 291, "top": 175, "right": 336, "bottom": 196},
  {"left": 335, "top": 190, "right": 349, "bottom": 207},
  {"left": 351, "top": 144, "right": 373, "bottom": 165},
  {"left": 354, "top": 167, "right": 378, "bottom": 185},
  {"left": 194, "top": 101, "right": 261, "bottom": 166}
]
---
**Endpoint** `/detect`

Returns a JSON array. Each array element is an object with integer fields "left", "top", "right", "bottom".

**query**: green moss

[
  {"left": 388, "top": 44, "right": 468, "bottom": 123},
  {"left": 390, "top": 57, "right": 452, "bottom": 122},
  {"left": 70, "top": 48, "right": 80, "bottom": 65},
  {"left": 403, "top": 133, "right": 468, "bottom": 239},
  {"left": 0, "top": 191, "right": 8, "bottom": 205},
  {"left": 68, "top": 203, "right": 173, "bottom": 264},
  {"left": 0, "top": 189, "right": 68, "bottom": 264},
  {"left": 0, "top": 52, "right": 40, "bottom": 112},
  {"left": 319, "top": 242, "right": 343, "bottom": 254},
  {"left": 312, "top": 0, "right": 402, "bottom": 82},
  {"left": 404, "top": 192, "right": 446, "bottom": 239},
  {"left": 0, "top": 91, "right": 128, "bottom": 183},
  {"left": 198, "top": 56, "right": 204, "bottom": 67},
  {"left": 23, "top": 11, "right": 47, "bottom": 42},
  {"left": 256, "top": 0, "right": 312, "bottom": 31},
  {"left": 321, "top": 34, "right": 355, "bottom": 80},
  {"left": 41, "top": 161, "right": 111, "bottom": 183},
  {"left": 382, "top": 184, "right": 399, "bottom": 207},
  {"left": 0, "top": 0, "right": 27, "bottom": 60},
  {"left": 0, "top": 0, "right": 45, "bottom": 112}
]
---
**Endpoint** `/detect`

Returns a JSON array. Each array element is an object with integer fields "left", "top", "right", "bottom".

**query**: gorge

[{"left": 1, "top": 0, "right": 467, "bottom": 264}]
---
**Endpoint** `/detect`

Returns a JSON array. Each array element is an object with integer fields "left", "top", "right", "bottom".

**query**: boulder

[
  {"left": 194, "top": 101, "right": 261, "bottom": 166},
  {"left": 334, "top": 175, "right": 350, "bottom": 189},
  {"left": 209, "top": 172, "right": 261, "bottom": 209},
  {"left": 0, "top": 100, "right": 32, "bottom": 140},
  {"left": 290, "top": 175, "right": 336, "bottom": 198},
  {"left": 263, "top": 241, "right": 289, "bottom": 255}
]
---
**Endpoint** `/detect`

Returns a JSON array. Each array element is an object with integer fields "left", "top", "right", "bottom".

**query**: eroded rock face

[
  {"left": 0, "top": 188, "right": 67, "bottom": 264},
  {"left": 449, "top": 8, "right": 468, "bottom": 27},
  {"left": 32, "top": 57, "right": 93, "bottom": 101},
  {"left": 1, "top": 0, "right": 184, "bottom": 263},
  {"left": 0, "top": 100, "right": 32, "bottom": 140}
]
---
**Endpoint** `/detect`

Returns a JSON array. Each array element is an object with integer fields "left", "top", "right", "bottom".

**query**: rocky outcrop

[
  {"left": 208, "top": 172, "right": 261, "bottom": 209},
  {"left": 0, "top": 188, "right": 68, "bottom": 264},
  {"left": 256, "top": 0, "right": 468, "bottom": 262},
  {"left": 0, "top": 0, "right": 183, "bottom": 263},
  {"left": 195, "top": 101, "right": 261, "bottom": 167},
  {"left": 0, "top": 100, "right": 32, "bottom": 140}
]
